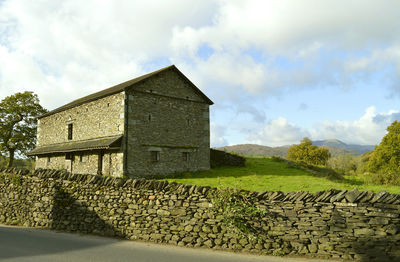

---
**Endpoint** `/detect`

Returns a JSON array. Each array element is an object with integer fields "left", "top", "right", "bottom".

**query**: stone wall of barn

[
  {"left": 35, "top": 92, "right": 125, "bottom": 176},
  {"left": 37, "top": 92, "right": 125, "bottom": 145},
  {"left": 125, "top": 69, "right": 210, "bottom": 177}
]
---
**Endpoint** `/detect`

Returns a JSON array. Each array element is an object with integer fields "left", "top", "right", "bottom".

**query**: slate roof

[
  {"left": 39, "top": 65, "right": 213, "bottom": 119},
  {"left": 27, "top": 135, "right": 123, "bottom": 156}
]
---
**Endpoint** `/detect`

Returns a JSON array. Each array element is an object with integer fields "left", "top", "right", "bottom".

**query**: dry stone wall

[
  {"left": 210, "top": 149, "right": 246, "bottom": 167},
  {"left": 1, "top": 167, "right": 400, "bottom": 261}
]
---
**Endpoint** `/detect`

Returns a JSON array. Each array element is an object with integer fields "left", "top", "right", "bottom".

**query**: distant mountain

[
  {"left": 216, "top": 139, "right": 375, "bottom": 158},
  {"left": 312, "top": 139, "right": 375, "bottom": 154}
]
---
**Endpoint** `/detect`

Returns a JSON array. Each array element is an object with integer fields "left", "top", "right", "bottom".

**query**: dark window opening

[
  {"left": 65, "top": 153, "right": 72, "bottom": 160},
  {"left": 47, "top": 156, "right": 51, "bottom": 163},
  {"left": 80, "top": 155, "right": 87, "bottom": 163},
  {"left": 98, "top": 151, "right": 104, "bottom": 175},
  {"left": 68, "top": 123, "right": 73, "bottom": 140},
  {"left": 151, "top": 151, "right": 160, "bottom": 162},
  {"left": 148, "top": 114, "right": 152, "bottom": 121},
  {"left": 182, "top": 152, "right": 189, "bottom": 162}
]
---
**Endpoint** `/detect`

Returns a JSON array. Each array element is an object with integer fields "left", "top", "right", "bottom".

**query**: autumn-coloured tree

[{"left": 0, "top": 91, "right": 47, "bottom": 167}]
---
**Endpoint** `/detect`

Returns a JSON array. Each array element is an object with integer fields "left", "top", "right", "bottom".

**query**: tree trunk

[{"left": 8, "top": 149, "right": 15, "bottom": 168}]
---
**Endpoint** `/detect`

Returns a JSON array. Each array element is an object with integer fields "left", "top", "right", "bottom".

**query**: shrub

[{"left": 209, "top": 187, "right": 267, "bottom": 239}]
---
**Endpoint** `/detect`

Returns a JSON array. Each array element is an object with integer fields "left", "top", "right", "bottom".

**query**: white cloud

[
  {"left": 2, "top": 0, "right": 400, "bottom": 109},
  {"left": 170, "top": 0, "right": 400, "bottom": 96},
  {"left": 246, "top": 107, "right": 400, "bottom": 147},
  {"left": 311, "top": 106, "right": 400, "bottom": 145},
  {"left": 0, "top": 0, "right": 217, "bottom": 109},
  {"left": 171, "top": 0, "right": 400, "bottom": 54},
  {"left": 1, "top": 0, "right": 400, "bottom": 150},
  {"left": 247, "top": 117, "right": 309, "bottom": 147},
  {"left": 210, "top": 122, "right": 228, "bottom": 147}
]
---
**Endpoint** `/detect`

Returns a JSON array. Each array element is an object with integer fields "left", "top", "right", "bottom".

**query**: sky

[{"left": 1, "top": 0, "right": 400, "bottom": 147}]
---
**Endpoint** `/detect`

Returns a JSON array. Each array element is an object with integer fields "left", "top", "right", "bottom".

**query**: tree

[
  {"left": 0, "top": 91, "right": 47, "bottom": 167},
  {"left": 287, "top": 137, "right": 331, "bottom": 166},
  {"left": 368, "top": 121, "right": 400, "bottom": 182}
]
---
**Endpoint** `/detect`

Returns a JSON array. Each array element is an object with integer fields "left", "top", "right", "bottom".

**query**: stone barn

[{"left": 28, "top": 65, "right": 213, "bottom": 177}]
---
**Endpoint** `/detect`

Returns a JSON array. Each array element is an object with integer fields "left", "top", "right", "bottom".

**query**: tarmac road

[{"left": 0, "top": 225, "right": 337, "bottom": 262}]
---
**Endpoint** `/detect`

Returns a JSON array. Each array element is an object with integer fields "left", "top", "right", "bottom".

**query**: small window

[
  {"left": 150, "top": 151, "right": 160, "bottom": 162},
  {"left": 107, "top": 103, "right": 110, "bottom": 107},
  {"left": 47, "top": 156, "right": 51, "bottom": 163},
  {"left": 182, "top": 152, "right": 189, "bottom": 162},
  {"left": 80, "top": 155, "right": 87, "bottom": 163},
  {"left": 67, "top": 123, "right": 73, "bottom": 140},
  {"left": 65, "top": 153, "right": 72, "bottom": 160},
  {"left": 148, "top": 114, "right": 152, "bottom": 121}
]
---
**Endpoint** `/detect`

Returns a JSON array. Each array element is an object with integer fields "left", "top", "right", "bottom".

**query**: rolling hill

[{"left": 216, "top": 139, "right": 375, "bottom": 158}]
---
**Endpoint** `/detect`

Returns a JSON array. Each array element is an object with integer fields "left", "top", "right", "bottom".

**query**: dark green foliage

[
  {"left": 287, "top": 138, "right": 331, "bottom": 166},
  {"left": 367, "top": 121, "right": 400, "bottom": 185},
  {"left": 0, "top": 91, "right": 47, "bottom": 167}
]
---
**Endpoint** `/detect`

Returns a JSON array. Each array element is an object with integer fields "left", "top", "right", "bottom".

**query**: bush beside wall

[{"left": 1, "top": 167, "right": 400, "bottom": 261}]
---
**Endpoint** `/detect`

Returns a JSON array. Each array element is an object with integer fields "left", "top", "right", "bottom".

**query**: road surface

[{"left": 0, "top": 225, "right": 336, "bottom": 262}]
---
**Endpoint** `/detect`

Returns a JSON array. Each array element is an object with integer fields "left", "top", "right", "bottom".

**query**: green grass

[{"left": 160, "top": 157, "right": 400, "bottom": 194}]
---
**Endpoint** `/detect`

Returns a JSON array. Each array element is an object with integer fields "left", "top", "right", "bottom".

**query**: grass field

[{"left": 161, "top": 157, "right": 400, "bottom": 194}]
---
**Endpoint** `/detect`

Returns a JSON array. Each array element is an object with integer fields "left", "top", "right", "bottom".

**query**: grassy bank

[{"left": 161, "top": 157, "right": 400, "bottom": 194}]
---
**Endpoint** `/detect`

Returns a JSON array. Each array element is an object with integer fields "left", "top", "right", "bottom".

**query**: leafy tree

[
  {"left": 367, "top": 121, "right": 400, "bottom": 184},
  {"left": 287, "top": 137, "right": 331, "bottom": 166},
  {"left": 0, "top": 91, "right": 47, "bottom": 167}
]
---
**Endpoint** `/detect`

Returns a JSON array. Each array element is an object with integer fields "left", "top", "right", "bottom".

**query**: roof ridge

[
  {"left": 39, "top": 64, "right": 213, "bottom": 119},
  {"left": 39, "top": 65, "right": 177, "bottom": 119}
]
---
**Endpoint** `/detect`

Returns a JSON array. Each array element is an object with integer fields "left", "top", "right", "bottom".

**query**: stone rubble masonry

[
  {"left": 38, "top": 92, "right": 125, "bottom": 145},
  {"left": 126, "top": 69, "right": 210, "bottom": 176},
  {"left": 35, "top": 92, "right": 125, "bottom": 176},
  {"left": 1, "top": 167, "right": 399, "bottom": 261}
]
